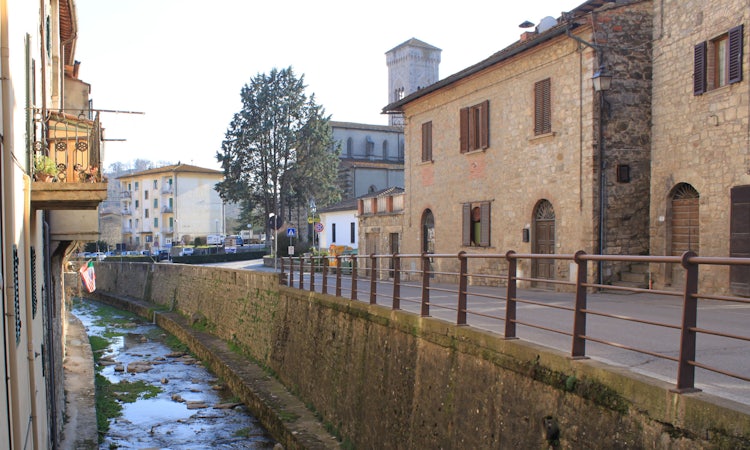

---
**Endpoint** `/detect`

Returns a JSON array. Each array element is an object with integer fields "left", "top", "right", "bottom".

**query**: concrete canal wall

[{"left": 84, "top": 262, "right": 750, "bottom": 449}]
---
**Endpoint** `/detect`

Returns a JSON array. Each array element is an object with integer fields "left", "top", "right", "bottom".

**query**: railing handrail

[{"left": 278, "top": 250, "right": 750, "bottom": 396}]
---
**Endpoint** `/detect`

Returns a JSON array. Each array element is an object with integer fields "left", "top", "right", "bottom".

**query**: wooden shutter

[
  {"left": 534, "top": 79, "right": 551, "bottom": 135},
  {"left": 462, "top": 203, "right": 471, "bottom": 246},
  {"left": 421, "top": 121, "right": 432, "bottom": 162},
  {"left": 480, "top": 201, "right": 491, "bottom": 247},
  {"left": 479, "top": 100, "right": 490, "bottom": 149},
  {"left": 459, "top": 107, "right": 469, "bottom": 153},
  {"left": 728, "top": 25, "right": 743, "bottom": 85},
  {"left": 694, "top": 41, "right": 707, "bottom": 95}
]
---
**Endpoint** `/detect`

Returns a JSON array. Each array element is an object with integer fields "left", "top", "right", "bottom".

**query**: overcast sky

[{"left": 74, "top": 0, "right": 584, "bottom": 171}]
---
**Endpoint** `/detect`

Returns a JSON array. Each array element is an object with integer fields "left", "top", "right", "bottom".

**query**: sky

[{"left": 74, "top": 0, "right": 585, "bottom": 171}]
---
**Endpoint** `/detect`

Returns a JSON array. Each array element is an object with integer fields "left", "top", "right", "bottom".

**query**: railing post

[
  {"left": 335, "top": 255, "right": 342, "bottom": 297},
  {"left": 370, "top": 254, "right": 377, "bottom": 305},
  {"left": 309, "top": 255, "right": 315, "bottom": 292},
  {"left": 504, "top": 251, "right": 517, "bottom": 338},
  {"left": 322, "top": 257, "right": 328, "bottom": 295},
  {"left": 421, "top": 253, "right": 430, "bottom": 317},
  {"left": 298, "top": 256, "right": 304, "bottom": 289},
  {"left": 392, "top": 253, "right": 401, "bottom": 310},
  {"left": 674, "top": 251, "right": 700, "bottom": 393},
  {"left": 457, "top": 251, "right": 468, "bottom": 325},
  {"left": 571, "top": 251, "right": 588, "bottom": 358},
  {"left": 279, "top": 257, "right": 287, "bottom": 286},
  {"left": 350, "top": 257, "right": 358, "bottom": 300}
]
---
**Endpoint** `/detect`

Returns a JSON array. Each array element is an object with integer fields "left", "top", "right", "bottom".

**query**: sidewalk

[{"left": 60, "top": 313, "right": 98, "bottom": 449}]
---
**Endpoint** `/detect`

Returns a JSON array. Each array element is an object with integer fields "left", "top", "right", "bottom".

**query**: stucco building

[
  {"left": 1, "top": 0, "right": 109, "bottom": 447},
  {"left": 117, "top": 163, "right": 225, "bottom": 251},
  {"left": 650, "top": 0, "right": 750, "bottom": 295},
  {"left": 384, "top": 0, "right": 653, "bottom": 286}
]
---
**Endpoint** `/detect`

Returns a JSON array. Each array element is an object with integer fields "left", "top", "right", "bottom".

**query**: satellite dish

[{"left": 537, "top": 16, "right": 558, "bottom": 34}]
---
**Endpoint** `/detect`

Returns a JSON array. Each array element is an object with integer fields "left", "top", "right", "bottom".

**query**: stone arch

[
  {"left": 665, "top": 183, "right": 700, "bottom": 286},
  {"left": 421, "top": 209, "right": 435, "bottom": 254}
]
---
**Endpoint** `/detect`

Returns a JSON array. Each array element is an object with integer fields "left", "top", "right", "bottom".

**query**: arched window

[
  {"left": 532, "top": 200, "right": 555, "bottom": 284},
  {"left": 421, "top": 209, "right": 435, "bottom": 253},
  {"left": 346, "top": 138, "right": 353, "bottom": 157},
  {"left": 383, "top": 140, "right": 389, "bottom": 160}
]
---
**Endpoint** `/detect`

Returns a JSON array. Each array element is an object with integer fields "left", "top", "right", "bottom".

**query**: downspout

[{"left": 1, "top": 0, "right": 15, "bottom": 446}]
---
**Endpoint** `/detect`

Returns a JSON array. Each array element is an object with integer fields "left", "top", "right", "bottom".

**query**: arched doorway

[
  {"left": 532, "top": 200, "right": 555, "bottom": 288},
  {"left": 667, "top": 183, "right": 699, "bottom": 286},
  {"left": 421, "top": 209, "right": 435, "bottom": 254}
]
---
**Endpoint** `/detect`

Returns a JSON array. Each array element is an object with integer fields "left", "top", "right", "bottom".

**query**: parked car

[
  {"left": 179, "top": 247, "right": 194, "bottom": 256},
  {"left": 157, "top": 250, "right": 171, "bottom": 261}
]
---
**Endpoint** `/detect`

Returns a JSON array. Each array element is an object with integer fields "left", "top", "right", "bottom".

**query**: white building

[
  {"left": 317, "top": 198, "right": 358, "bottom": 251},
  {"left": 117, "top": 163, "right": 224, "bottom": 251}
]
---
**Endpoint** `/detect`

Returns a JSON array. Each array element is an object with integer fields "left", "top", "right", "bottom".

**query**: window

[
  {"left": 144, "top": 190, "right": 149, "bottom": 200},
  {"left": 169, "top": 217, "right": 174, "bottom": 227},
  {"left": 695, "top": 25, "right": 743, "bottom": 95},
  {"left": 135, "top": 200, "right": 139, "bottom": 209},
  {"left": 421, "top": 121, "right": 433, "bottom": 162},
  {"left": 460, "top": 101, "right": 489, "bottom": 153},
  {"left": 145, "top": 209, "right": 149, "bottom": 218},
  {"left": 462, "top": 201, "right": 491, "bottom": 247},
  {"left": 350, "top": 222, "right": 355, "bottom": 243},
  {"left": 153, "top": 180, "right": 158, "bottom": 189},
  {"left": 332, "top": 223, "right": 337, "bottom": 242},
  {"left": 154, "top": 218, "right": 158, "bottom": 228},
  {"left": 383, "top": 141, "right": 389, "bottom": 159},
  {"left": 169, "top": 198, "right": 173, "bottom": 208},
  {"left": 346, "top": 138, "right": 353, "bottom": 157},
  {"left": 153, "top": 199, "right": 158, "bottom": 208},
  {"left": 134, "top": 181, "right": 139, "bottom": 191},
  {"left": 534, "top": 78, "right": 551, "bottom": 135}
]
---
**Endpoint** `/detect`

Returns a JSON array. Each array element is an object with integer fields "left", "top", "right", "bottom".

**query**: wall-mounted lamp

[
  {"left": 522, "top": 227, "right": 530, "bottom": 243},
  {"left": 592, "top": 65, "right": 612, "bottom": 92}
]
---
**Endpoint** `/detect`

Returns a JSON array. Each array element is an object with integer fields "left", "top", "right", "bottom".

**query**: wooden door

[{"left": 532, "top": 201, "right": 555, "bottom": 288}]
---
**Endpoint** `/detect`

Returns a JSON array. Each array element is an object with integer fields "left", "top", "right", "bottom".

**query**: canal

[{"left": 72, "top": 297, "right": 279, "bottom": 449}]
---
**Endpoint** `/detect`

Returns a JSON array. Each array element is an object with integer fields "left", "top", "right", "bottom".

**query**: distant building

[
  {"left": 386, "top": 38, "right": 442, "bottom": 127},
  {"left": 317, "top": 197, "right": 358, "bottom": 251},
  {"left": 117, "top": 163, "right": 224, "bottom": 251}
]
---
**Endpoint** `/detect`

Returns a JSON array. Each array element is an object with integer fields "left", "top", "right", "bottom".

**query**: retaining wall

[{"left": 86, "top": 262, "right": 750, "bottom": 449}]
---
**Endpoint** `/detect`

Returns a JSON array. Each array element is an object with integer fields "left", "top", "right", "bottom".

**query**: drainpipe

[{"left": 1, "top": 0, "right": 17, "bottom": 446}]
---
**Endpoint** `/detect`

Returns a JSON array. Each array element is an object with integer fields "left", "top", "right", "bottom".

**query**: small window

[
  {"left": 134, "top": 181, "right": 139, "bottom": 191},
  {"left": 144, "top": 190, "right": 149, "bottom": 200},
  {"left": 153, "top": 199, "right": 158, "bottom": 208},
  {"left": 145, "top": 209, "right": 149, "bottom": 218},
  {"left": 153, "top": 179, "right": 158, "bottom": 189},
  {"left": 695, "top": 25, "right": 743, "bottom": 95},
  {"left": 421, "top": 121, "right": 433, "bottom": 162},
  {"left": 462, "top": 201, "right": 491, "bottom": 247},
  {"left": 332, "top": 223, "right": 337, "bottom": 243},
  {"left": 460, "top": 101, "right": 489, "bottom": 153},
  {"left": 350, "top": 222, "right": 355, "bottom": 243},
  {"left": 154, "top": 218, "right": 158, "bottom": 228},
  {"left": 135, "top": 200, "right": 139, "bottom": 209},
  {"left": 534, "top": 78, "right": 552, "bottom": 135}
]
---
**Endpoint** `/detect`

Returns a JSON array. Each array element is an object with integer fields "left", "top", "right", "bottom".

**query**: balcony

[
  {"left": 161, "top": 185, "right": 173, "bottom": 195},
  {"left": 121, "top": 208, "right": 132, "bottom": 216},
  {"left": 161, "top": 226, "right": 174, "bottom": 234},
  {"left": 121, "top": 191, "right": 131, "bottom": 198},
  {"left": 161, "top": 206, "right": 173, "bottom": 213},
  {"left": 31, "top": 111, "right": 107, "bottom": 210}
]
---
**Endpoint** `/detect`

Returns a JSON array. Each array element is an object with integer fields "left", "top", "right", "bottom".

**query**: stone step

[
  {"left": 621, "top": 271, "right": 649, "bottom": 283},
  {"left": 611, "top": 280, "right": 649, "bottom": 290}
]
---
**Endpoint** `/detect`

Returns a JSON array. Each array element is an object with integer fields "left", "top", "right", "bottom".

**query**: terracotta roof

[
  {"left": 117, "top": 163, "right": 222, "bottom": 179},
  {"left": 383, "top": 0, "right": 615, "bottom": 114},
  {"left": 358, "top": 186, "right": 404, "bottom": 200},
  {"left": 318, "top": 197, "right": 358, "bottom": 213},
  {"left": 386, "top": 37, "right": 442, "bottom": 54}
]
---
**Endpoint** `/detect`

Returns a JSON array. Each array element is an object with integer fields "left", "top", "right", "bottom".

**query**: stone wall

[
  {"left": 650, "top": 0, "right": 750, "bottom": 294},
  {"left": 90, "top": 262, "right": 750, "bottom": 448}
]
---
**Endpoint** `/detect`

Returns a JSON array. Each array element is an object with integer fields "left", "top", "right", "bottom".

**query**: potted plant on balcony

[{"left": 33, "top": 155, "right": 58, "bottom": 182}]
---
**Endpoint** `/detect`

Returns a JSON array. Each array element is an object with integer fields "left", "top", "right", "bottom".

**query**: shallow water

[{"left": 72, "top": 298, "right": 278, "bottom": 449}]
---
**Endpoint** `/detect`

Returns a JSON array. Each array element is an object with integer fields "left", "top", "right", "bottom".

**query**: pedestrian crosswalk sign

[{"left": 287, "top": 228, "right": 296, "bottom": 237}]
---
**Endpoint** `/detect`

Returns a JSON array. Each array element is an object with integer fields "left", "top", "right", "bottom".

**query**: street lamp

[
  {"left": 592, "top": 65, "right": 612, "bottom": 92},
  {"left": 309, "top": 198, "right": 317, "bottom": 251}
]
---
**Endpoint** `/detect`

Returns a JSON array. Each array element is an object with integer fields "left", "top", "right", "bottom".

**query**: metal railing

[{"left": 279, "top": 251, "right": 750, "bottom": 395}]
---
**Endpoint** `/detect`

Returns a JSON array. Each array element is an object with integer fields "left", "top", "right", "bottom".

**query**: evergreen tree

[{"left": 215, "top": 67, "right": 339, "bottom": 245}]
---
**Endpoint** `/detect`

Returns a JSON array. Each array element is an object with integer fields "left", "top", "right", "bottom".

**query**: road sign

[
  {"left": 268, "top": 215, "right": 283, "bottom": 230},
  {"left": 287, "top": 227, "right": 296, "bottom": 237},
  {"left": 314, "top": 222, "right": 324, "bottom": 233}
]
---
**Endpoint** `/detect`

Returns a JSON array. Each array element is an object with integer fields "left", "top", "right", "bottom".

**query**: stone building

[
  {"left": 357, "top": 187, "right": 406, "bottom": 279},
  {"left": 386, "top": 38, "right": 441, "bottom": 127},
  {"left": 650, "top": 0, "right": 750, "bottom": 295},
  {"left": 383, "top": 0, "right": 653, "bottom": 286}
]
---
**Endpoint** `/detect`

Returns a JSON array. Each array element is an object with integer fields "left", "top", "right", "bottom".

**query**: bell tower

[{"left": 386, "top": 38, "right": 441, "bottom": 127}]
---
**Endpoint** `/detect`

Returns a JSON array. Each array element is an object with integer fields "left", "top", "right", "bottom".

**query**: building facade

[
  {"left": 386, "top": 38, "right": 441, "bottom": 127},
  {"left": 357, "top": 187, "right": 405, "bottom": 278},
  {"left": 384, "top": 0, "right": 653, "bottom": 286},
  {"left": 332, "top": 121, "right": 405, "bottom": 199},
  {"left": 1, "top": 0, "right": 108, "bottom": 447},
  {"left": 117, "top": 163, "right": 224, "bottom": 251},
  {"left": 650, "top": 0, "right": 750, "bottom": 295}
]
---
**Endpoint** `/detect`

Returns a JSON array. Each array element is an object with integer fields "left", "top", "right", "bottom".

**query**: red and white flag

[{"left": 79, "top": 260, "right": 96, "bottom": 293}]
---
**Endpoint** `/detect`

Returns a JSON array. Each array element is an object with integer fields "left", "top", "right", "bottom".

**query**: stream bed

[{"left": 72, "top": 298, "right": 278, "bottom": 449}]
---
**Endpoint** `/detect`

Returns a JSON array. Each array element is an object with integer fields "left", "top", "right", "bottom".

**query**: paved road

[{"left": 206, "top": 259, "right": 750, "bottom": 407}]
